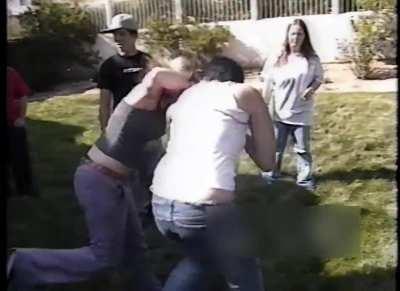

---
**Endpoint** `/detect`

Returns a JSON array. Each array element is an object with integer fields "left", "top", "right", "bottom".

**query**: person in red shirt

[{"left": 6, "top": 66, "right": 38, "bottom": 198}]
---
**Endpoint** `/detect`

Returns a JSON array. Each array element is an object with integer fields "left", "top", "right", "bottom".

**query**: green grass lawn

[{"left": 7, "top": 92, "right": 396, "bottom": 291}]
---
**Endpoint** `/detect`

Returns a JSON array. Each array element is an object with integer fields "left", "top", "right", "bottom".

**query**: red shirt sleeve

[
  {"left": 12, "top": 69, "right": 31, "bottom": 99},
  {"left": 7, "top": 67, "right": 31, "bottom": 124}
]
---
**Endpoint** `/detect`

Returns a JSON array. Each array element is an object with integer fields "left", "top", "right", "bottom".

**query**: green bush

[
  {"left": 141, "top": 19, "right": 232, "bottom": 66},
  {"left": 339, "top": 0, "right": 396, "bottom": 79},
  {"left": 348, "top": 16, "right": 377, "bottom": 79},
  {"left": 358, "top": 0, "right": 397, "bottom": 60},
  {"left": 358, "top": 0, "right": 396, "bottom": 11},
  {"left": 7, "top": 0, "right": 99, "bottom": 91}
]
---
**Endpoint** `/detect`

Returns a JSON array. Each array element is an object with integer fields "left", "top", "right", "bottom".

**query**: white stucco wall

[
  {"left": 7, "top": 0, "right": 32, "bottom": 16},
  {"left": 217, "top": 12, "right": 364, "bottom": 67},
  {"left": 93, "top": 12, "right": 367, "bottom": 68}
]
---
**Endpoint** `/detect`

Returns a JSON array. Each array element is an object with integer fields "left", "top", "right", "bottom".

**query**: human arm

[
  {"left": 12, "top": 69, "right": 31, "bottom": 127},
  {"left": 97, "top": 60, "right": 115, "bottom": 131},
  {"left": 14, "top": 97, "right": 27, "bottom": 127},
  {"left": 124, "top": 67, "right": 191, "bottom": 110},
  {"left": 301, "top": 56, "right": 324, "bottom": 100},
  {"left": 99, "top": 89, "right": 113, "bottom": 132},
  {"left": 235, "top": 85, "right": 276, "bottom": 171}
]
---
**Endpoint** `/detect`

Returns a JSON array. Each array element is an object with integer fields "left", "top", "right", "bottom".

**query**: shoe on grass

[
  {"left": 297, "top": 179, "right": 316, "bottom": 191},
  {"left": 260, "top": 172, "right": 280, "bottom": 184}
]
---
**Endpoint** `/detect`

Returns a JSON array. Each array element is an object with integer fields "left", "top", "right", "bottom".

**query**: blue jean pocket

[
  {"left": 152, "top": 198, "right": 172, "bottom": 221},
  {"left": 173, "top": 203, "right": 207, "bottom": 229}
]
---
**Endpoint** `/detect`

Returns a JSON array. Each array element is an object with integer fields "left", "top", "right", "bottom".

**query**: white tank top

[{"left": 151, "top": 81, "right": 249, "bottom": 204}]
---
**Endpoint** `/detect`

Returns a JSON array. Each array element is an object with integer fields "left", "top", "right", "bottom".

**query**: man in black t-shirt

[
  {"left": 97, "top": 14, "right": 159, "bottom": 222},
  {"left": 98, "top": 13, "right": 153, "bottom": 131}
]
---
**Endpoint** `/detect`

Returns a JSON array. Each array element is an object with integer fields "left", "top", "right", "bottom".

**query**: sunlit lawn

[{"left": 7, "top": 92, "right": 396, "bottom": 291}]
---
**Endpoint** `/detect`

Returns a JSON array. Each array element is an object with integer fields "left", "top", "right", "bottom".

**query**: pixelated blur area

[
  {"left": 302, "top": 205, "right": 361, "bottom": 258},
  {"left": 245, "top": 205, "right": 361, "bottom": 259}
]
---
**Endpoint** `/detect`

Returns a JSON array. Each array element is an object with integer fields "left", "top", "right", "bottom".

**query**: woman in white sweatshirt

[{"left": 260, "top": 18, "right": 323, "bottom": 191}]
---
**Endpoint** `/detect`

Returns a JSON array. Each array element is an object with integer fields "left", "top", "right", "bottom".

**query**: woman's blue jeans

[
  {"left": 270, "top": 121, "right": 314, "bottom": 186},
  {"left": 152, "top": 195, "right": 265, "bottom": 291}
]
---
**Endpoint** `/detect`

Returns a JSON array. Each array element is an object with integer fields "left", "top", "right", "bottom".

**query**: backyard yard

[{"left": 7, "top": 87, "right": 396, "bottom": 290}]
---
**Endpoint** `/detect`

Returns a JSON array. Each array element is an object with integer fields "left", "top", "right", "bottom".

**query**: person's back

[
  {"left": 152, "top": 80, "right": 249, "bottom": 204},
  {"left": 150, "top": 57, "right": 275, "bottom": 291}
]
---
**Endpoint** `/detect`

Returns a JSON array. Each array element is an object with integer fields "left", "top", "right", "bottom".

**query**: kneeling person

[{"left": 7, "top": 68, "right": 191, "bottom": 291}]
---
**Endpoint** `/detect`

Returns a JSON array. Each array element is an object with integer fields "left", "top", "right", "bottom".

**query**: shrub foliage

[
  {"left": 8, "top": 0, "right": 99, "bottom": 91},
  {"left": 340, "top": 0, "right": 396, "bottom": 79},
  {"left": 141, "top": 19, "right": 232, "bottom": 66}
]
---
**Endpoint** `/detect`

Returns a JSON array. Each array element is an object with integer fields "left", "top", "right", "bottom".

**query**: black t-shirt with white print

[{"left": 97, "top": 51, "right": 151, "bottom": 108}]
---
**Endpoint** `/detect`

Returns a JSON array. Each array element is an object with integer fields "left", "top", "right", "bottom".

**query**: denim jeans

[
  {"left": 152, "top": 195, "right": 265, "bottom": 291},
  {"left": 268, "top": 121, "right": 313, "bottom": 186},
  {"left": 8, "top": 164, "right": 160, "bottom": 291}
]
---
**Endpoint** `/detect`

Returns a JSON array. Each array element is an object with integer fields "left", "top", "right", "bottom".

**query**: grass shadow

[
  {"left": 8, "top": 118, "right": 91, "bottom": 248},
  {"left": 316, "top": 266, "right": 396, "bottom": 291},
  {"left": 236, "top": 173, "right": 320, "bottom": 206},
  {"left": 26, "top": 118, "right": 91, "bottom": 191},
  {"left": 316, "top": 168, "right": 395, "bottom": 183},
  {"left": 264, "top": 264, "right": 395, "bottom": 291}
]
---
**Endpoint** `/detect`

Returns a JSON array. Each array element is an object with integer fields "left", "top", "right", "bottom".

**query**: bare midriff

[{"left": 87, "top": 144, "right": 130, "bottom": 176}]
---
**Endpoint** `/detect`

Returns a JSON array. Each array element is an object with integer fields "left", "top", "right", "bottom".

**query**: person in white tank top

[{"left": 151, "top": 57, "right": 276, "bottom": 291}]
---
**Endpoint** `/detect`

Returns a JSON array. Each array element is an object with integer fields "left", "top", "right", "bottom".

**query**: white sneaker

[
  {"left": 297, "top": 178, "right": 316, "bottom": 191},
  {"left": 261, "top": 172, "right": 279, "bottom": 184}
]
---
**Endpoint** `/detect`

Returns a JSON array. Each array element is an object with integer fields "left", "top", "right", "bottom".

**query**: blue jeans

[
  {"left": 152, "top": 195, "right": 265, "bottom": 291},
  {"left": 8, "top": 164, "right": 160, "bottom": 291},
  {"left": 269, "top": 121, "right": 313, "bottom": 185}
]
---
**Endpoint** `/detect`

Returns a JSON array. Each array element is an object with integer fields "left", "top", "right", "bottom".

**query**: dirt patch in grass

[{"left": 246, "top": 61, "right": 397, "bottom": 93}]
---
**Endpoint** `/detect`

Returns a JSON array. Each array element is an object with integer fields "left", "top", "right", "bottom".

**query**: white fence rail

[
  {"left": 83, "top": 0, "right": 362, "bottom": 30},
  {"left": 257, "top": 0, "right": 332, "bottom": 18},
  {"left": 182, "top": 0, "right": 251, "bottom": 22},
  {"left": 112, "top": 0, "right": 175, "bottom": 27},
  {"left": 86, "top": 2, "right": 108, "bottom": 31}
]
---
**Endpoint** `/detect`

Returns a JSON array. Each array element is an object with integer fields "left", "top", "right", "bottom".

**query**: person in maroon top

[{"left": 6, "top": 66, "right": 38, "bottom": 198}]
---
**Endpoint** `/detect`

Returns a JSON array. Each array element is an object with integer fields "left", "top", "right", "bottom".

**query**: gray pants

[{"left": 8, "top": 164, "right": 160, "bottom": 291}]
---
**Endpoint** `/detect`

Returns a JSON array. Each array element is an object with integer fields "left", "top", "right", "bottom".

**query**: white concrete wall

[
  {"left": 93, "top": 12, "right": 367, "bottom": 68},
  {"left": 7, "top": 0, "right": 32, "bottom": 16},
  {"left": 217, "top": 12, "right": 363, "bottom": 67}
]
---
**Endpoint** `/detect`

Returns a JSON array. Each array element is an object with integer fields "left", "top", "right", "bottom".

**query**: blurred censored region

[{"left": 243, "top": 204, "right": 361, "bottom": 259}]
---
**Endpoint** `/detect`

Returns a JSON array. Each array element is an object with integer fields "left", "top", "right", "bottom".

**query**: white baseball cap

[{"left": 100, "top": 13, "right": 138, "bottom": 33}]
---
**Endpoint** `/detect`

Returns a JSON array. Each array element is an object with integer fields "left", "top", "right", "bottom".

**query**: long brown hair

[{"left": 276, "top": 18, "right": 316, "bottom": 66}]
